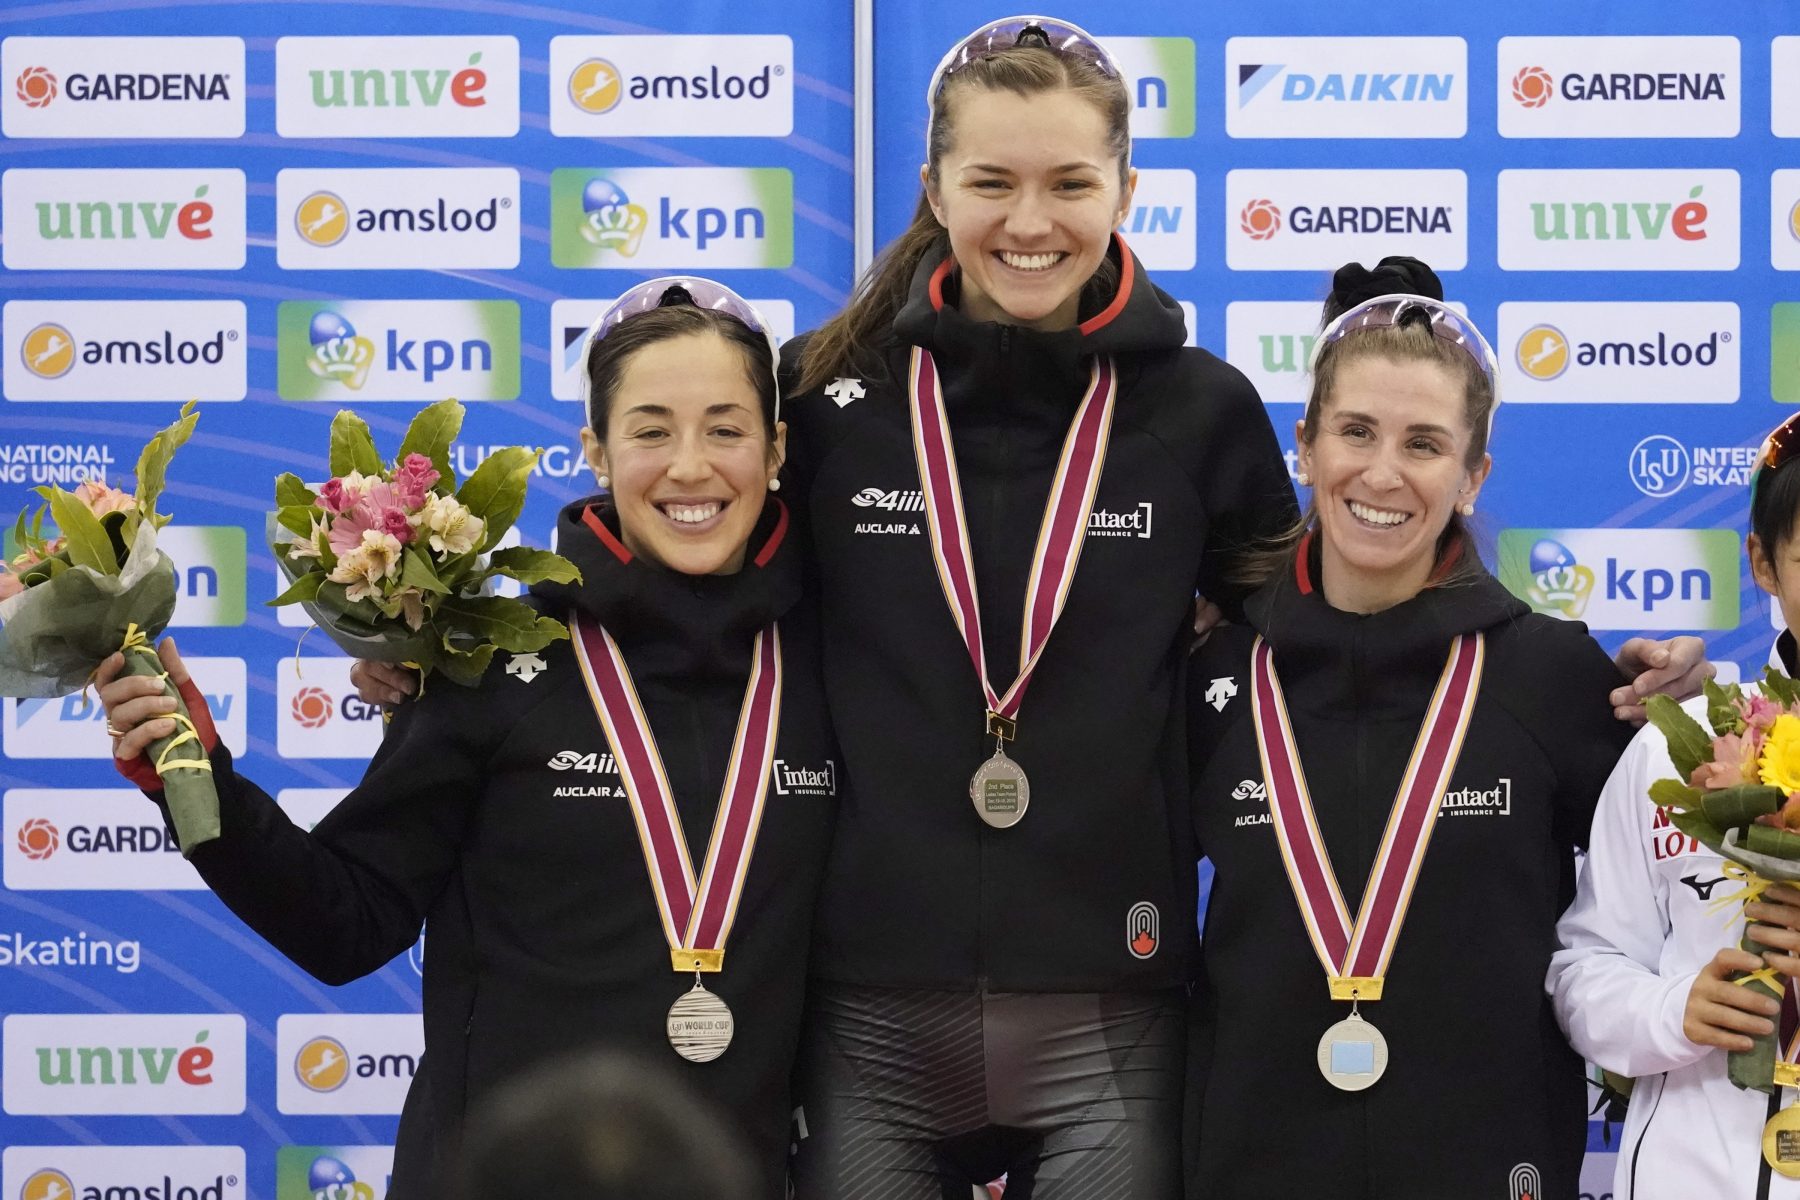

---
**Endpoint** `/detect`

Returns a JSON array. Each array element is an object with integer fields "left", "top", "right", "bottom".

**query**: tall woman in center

[{"left": 783, "top": 18, "right": 1296, "bottom": 1198}]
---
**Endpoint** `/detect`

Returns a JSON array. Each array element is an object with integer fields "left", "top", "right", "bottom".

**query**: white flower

[
  {"left": 285, "top": 515, "right": 331, "bottom": 562},
  {"left": 327, "top": 530, "right": 404, "bottom": 602},
  {"left": 418, "top": 493, "right": 485, "bottom": 556}
]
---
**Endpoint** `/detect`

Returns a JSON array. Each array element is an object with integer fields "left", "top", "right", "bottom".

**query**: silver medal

[
  {"left": 666, "top": 978, "right": 735, "bottom": 1063},
  {"left": 1316, "top": 1011, "right": 1387, "bottom": 1091},
  {"left": 970, "top": 746, "right": 1029, "bottom": 829}
]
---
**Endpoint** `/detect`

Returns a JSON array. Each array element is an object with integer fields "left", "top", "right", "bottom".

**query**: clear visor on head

[
  {"left": 581, "top": 276, "right": 782, "bottom": 420},
  {"left": 1308, "top": 293, "right": 1502, "bottom": 441},
  {"left": 925, "top": 15, "right": 1121, "bottom": 112}
]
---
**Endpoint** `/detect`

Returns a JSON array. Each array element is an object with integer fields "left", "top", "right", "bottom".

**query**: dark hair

[
  {"left": 1237, "top": 256, "right": 1496, "bottom": 588},
  {"left": 456, "top": 1050, "right": 758, "bottom": 1200},
  {"left": 794, "top": 44, "right": 1131, "bottom": 395},
  {"left": 1752, "top": 456, "right": 1800, "bottom": 568},
  {"left": 585, "top": 305, "right": 778, "bottom": 442}
]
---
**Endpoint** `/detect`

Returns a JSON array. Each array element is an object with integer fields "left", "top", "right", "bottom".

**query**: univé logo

[
  {"left": 292, "top": 687, "right": 335, "bottom": 729},
  {"left": 15, "top": 67, "right": 56, "bottom": 108},
  {"left": 37, "top": 1028, "right": 216, "bottom": 1088},
  {"left": 308, "top": 53, "right": 488, "bottom": 110},
  {"left": 306, "top": 312, "right": 375, "bottom": 391},
  {"left": 1532, "top": 185, "right": 1710, "bottom": 243},
  {"left": 295, "top": 1035, "right": 350, "bottom": 1092},
  {"left": 33, "top": 184, "right": 216, "bottom": 244},
  {"left": 1240, "top": 199, "right": 1280, "bottom": 241},
  {"left": 578, "top": 178, "right": 647, "bottom": 256}
]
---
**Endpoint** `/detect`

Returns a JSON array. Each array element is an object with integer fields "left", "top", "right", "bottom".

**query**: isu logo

[
  {"left": 17, "top": 817, "right": 60, "bottom": 860},
  {"left": 294, "top": 190, "right": 349, "bottom": 247},
  {"left": 22, "top": 1170, "right": 76, "bottom": 1200},
  {"left": 569, "top": 58, "right": 623, "bottom": 113},
  {"left": 292, "top": 686, "right": 334, "bottom": 729},
  {"left": 1240, "top": 198, "right": 1281, "bottom": 240},
  {"left": 21, "top": 323, "right": 76, "bottom": 379},
  {"left": 295, "top": 1034, "right": 350, "bottom": 1091},
  {"left": 1515, "top": 325, "right": 1570, "bottom": 380},
  {"left": 1127, "top": 901, "right": 1159, "bottom": 959},
  {"left": 1509, "top": 1162, "right": 1542, "bottom": 1200},
  {"left": 16, "top": 67, "right": 58, "bottom": 108},
  {"left": 1511, "top": 67, "right": 1553, "bottom": 108}
]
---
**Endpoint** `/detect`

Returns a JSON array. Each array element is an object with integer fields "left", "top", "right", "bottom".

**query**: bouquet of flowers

[
  {"left": 1648, "top": 672, "right": 1800, "bottom": 1091},
  {"left": 0, "top": 402, "right": 221, "bottom": 854},
  {"left": 270, "top": 398, "right": 579, "bottom": 686}
]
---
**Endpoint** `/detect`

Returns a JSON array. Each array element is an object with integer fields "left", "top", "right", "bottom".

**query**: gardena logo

[
  {"left": 15, "top": 67, "right": 55, "bottom": 107},
  {"left": 17, "top": 817, "right": 58, "bottom": 860},
  {"left": 3, "top": 169, "right": 247, "bottom": 271},
  {"left": 1508, "top": 65, "right": 1726, "bottom": 106},
  {"left": 277, "top": 301, "right": 520, "bottom": 402},
  {"left": 1627, "top": 434, "right": 1756, "bottom": 498},
  {"left": 1498, "top": 528, "right": 1739, "bottom": 631},
  {"left": 1227, "top": 170, "right": 1467, "bottom": 270},
  {"left": 277, "top": 1014, "right": 423, "bottom": 1115},
  {"left": 1240, "top": 199, "right": 1281, "bottom": 240},
  {"left": 10, "top": 68, "right": 228, "bottom": 104},
  {"left": 5, "top": 791, "right": 214, "bottom": 891},
  {"left": 2, "top": 1013, "right": 247, "bottom": 1115},
  {"left": 1226, "top": 37, "right": 1466, "bottom": 138},
  {"left": 277, "top": 169, "right": 519, "bottom": 269},
  {"left": 292, "top": 687, "right": 334, "bottom": 729},
  {"left": 277, "top": 659, "right": 389, "bottom": 759},
  {"left": 1497, "top": 170, "right": 1739, "bottom": 271},
  {"left": 4, "top": 301, "right": 247, "bottom": 402},
  {"left": 551, "top": 168, "right": 793, "bottom": 270},
  {"left": 1497, "top": 302, "right": 1739, "bottom": 403},
  {"left": 1497, "top": 37, "right": 1740, "bottom": 139},
  {"left": 4, "top": 1148, "right": 245, "bottom": 1200},
  {"left": 2, "top": 38, "right": 245, "bottom": 139},
  {"left": 550, "top": 36, "right": 792, "bottom": 137},
  {"left": 275, "top": 37, "right": 519, "bottom": 138}
]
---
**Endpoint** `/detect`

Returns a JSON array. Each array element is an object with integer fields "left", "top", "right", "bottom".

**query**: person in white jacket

[{"left": 1551, "top": 410, "right": 1800, "bottom": 1199}]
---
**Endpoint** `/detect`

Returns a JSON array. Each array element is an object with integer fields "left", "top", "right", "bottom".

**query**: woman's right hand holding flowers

[
  {"left": 95, "top": 637, "right": 191, "bottom": 763},
  {"left": 1683, "top": 947, "right": 1780, "bottom": 1052}
]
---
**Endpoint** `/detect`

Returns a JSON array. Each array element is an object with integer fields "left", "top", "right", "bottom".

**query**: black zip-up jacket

[
  {"left": 145, "top": 497, "right": 836, "bottom": 1199},
  {"left": 783, "top": 237, "right": 1296, "bottom": 991},
  {"left": 1186, "top": 534, "right": 1633, "bottom": 1198}
]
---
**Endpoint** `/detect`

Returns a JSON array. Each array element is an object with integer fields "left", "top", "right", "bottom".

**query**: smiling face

[
  {"left": 925, "top": 87, "right": 1134, "bottom": 331},
  {"left": 581, "top": 331, "right": 784, "bottom": 576},
  {"left": 1299, "top": 355, "right": 1491, "bottom": 613}
]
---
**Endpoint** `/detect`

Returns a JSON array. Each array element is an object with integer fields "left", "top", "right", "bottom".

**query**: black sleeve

[
  {"left": 1188, "top": 359, "right": 1299, "bottom": 620},
  {"left": 158, "top": 684, "right": 495, "bottom": 985}
]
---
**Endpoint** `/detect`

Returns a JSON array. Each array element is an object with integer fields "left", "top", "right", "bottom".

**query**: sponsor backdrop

[{"left": 0, "top": 0, "right": 1791, "bottom": 1193}]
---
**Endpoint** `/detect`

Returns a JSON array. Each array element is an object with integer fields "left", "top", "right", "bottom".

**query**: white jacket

[{"left": 1549, "top": 692, "right": 1800, "bottom": 1199}]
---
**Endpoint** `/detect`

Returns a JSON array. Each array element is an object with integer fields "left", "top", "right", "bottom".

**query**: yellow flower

[{"left": 1760, "top": 714, "right": 1800, "bottom": 795}]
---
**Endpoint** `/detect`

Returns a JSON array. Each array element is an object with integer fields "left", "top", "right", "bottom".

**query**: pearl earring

[
  {"left": 1296, "top": 472, "right": 1312, "bottom": 487},
  {"left": 768, "top": 477, "right": 781, "bottom": 492},
  {"left": 596, "top": 474, "right": 610, "bottom": 489},
  {"left": 1458, "top": 503, "right": 1475, "bottom": 517}
]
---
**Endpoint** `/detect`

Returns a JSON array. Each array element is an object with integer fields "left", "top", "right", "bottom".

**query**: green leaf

[
  {"left": 1765, "top": 667, "right": 1800, "bottom": 709},
  {"left": 1746, "top": 823, "right": 1800, "bottom": 860},
  {"left": 275, "top": 472, "right": 318, "bottom": 509},
  {"left": 44, "top": 487, "right": 118, "bottom": 575},
  {"left": 397, "top": 398, "right": 464, "bottom": 484},
  {"left": 454, "top": 446, "right": 537, "bottom": 552},
  {"left": 1645, "top": 693, "right": 1713, "bottom": 785},
  {"left": 1649, "top": 779, "right": 1702, "bottom": 810},
  {"left": 1705, "top": 676, "right": 1746, "bottom": 736},
  {"left": 276, "top": 505, "right": 320, "bottom": 540},
  {"left": 435, "top": 594, "right": 566, "bottom": 653},
  {"left": 401, "top": 548, "right": 450, "bottom": 595},
  {"left": 268, "top": 571, "right": 325, "bottom": 607},
  {"left": 314, "top": 579, "right": 387, "bottom": 626},
  {"left": 484, "top": 546, "right": 582, "bottom": 587},
  {"left": 1670, "top": 807, "right": 1728, "bottom": 854},
  {"left": 433, "top": 640, "right": 497, "bottom": 687},
  {"left": 1697, "top": 784, "right": 1784, "bottom": 829},
  {"left": 328, "top": 410, "right": 384, "bottom": 479},
  {"left": 131, "top": 399, "right": 199, "bottom": 523}
]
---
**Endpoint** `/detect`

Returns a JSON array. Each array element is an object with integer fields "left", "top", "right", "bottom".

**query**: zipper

[{"left": 1626, "top": 1072, "right": 1666, "bottom": 1199}]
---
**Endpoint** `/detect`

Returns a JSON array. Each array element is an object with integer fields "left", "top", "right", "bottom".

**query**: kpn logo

[
  {"left": 4, "top": 1146, "right": 245, "bottom": 1200},
  {"left": 1498, "top": 529, "right": 1739, "bottom": 631},
  {"left": 276, "top": 36, "right": 519, "bottom": 138},
  {"left": 275, "top": 1147, "right": 393, "bottom": 1200},
  {"left": 278, "top": 300, "right": 519, "bottom": 401},
  {"left": 1096, "top": 36, "right": 1195, "bottom": 139},
  {"left": 4, "top": 300, "right": 246, "bottom": 402},
  {"left": 1226, "top": 37, "right": 1466, "bottom": 138},
  {"left": 2, "top": 168, "right": 246, "bottom": 270},
  {"left": 550, "top": 35, "right": 792, "bottom": 137},
  {"left": 277, "top": 1014, "right": 423, "bottom": 1115},
  {"left": 551, "top": 168, "right": 792, "bottom": 270},
  {"left": 277, "top": 168, "right": 519, "bottom": 269},
  {"left": 1499, "top": 301, "right": 1739, "bottom": 403},
  {"left": 1497, "top": 36, "right": 1739, "bottom": 139},
  {"left": 1497, "top": 169, "right": 1739, "bottom": 271}
]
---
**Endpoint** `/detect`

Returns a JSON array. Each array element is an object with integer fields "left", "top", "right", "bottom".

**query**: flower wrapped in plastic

[
  {"left": 1648, "top": 672, "right": 1800, "bottom": 1092},
  {"left": 0, "top": 402, "right": 221, "bottom": 854},
  {"left": 270, "top": 398, "right": 580, "bottom": 685}
]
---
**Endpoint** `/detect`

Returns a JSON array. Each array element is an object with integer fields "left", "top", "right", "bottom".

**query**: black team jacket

[
  {"left": 133, "top": 497, "right": 836, "bottom": 1200},
  {"left": 1186, "top": 532, "right": 1633, "bottom": 1198},
  {"left": 782, "top": 235, "right": 1296, "bottom": 992}
]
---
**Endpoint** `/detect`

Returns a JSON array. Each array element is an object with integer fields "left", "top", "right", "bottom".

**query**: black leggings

[{"left": 791, "top": 984, "right": 1185, "bottom": 1200}]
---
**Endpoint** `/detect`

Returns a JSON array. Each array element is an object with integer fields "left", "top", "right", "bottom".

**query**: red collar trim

[
  {"left": 928, "top": 255, "right": 955, "bottom": 312},
  {"left": 582, "top": 505, "right": 633, "bottom": 564},
  {"left": 1293, "top": 526, "right": 1465, "bottom": 596},
  {"left": 582, "top": 499, "right": 788, "bottom": 570},
  {"left": 1078, "top": 233, "right": 1133, "bottom": 336},
  {"left": 752, "top": 498, "right": 789, "bottom": 568}
]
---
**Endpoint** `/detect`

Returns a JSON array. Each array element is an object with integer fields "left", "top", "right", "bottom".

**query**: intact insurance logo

[
  {"left": 1497, "top": 169, "right": 1739, "bottom": 271},
  {"left": 278, "top": 658, "right": 387, "bottom": 758},
  {"left": 3, "top": 656, "right": 244, "bottom": 760},
  {"left": 1117, "top": 168, "right": 1194, "bottom": 271},
  {"left": 3, "top": 1014, "right": 246, "bottom": 1115},
  {"left": 277, "top": 168, "right": 519, "bottom": 269},
  {"left": 1098, "top": 37, "right": 1195, "bottom": 139},
  {"left": 3, "top": 300, "right": 246, "bottom": 402},
  {"left": 550, "top": 298, "right": 795, "bottom": 402},
  {"left": 551, "top": 35, "right": 792, "bottom": 137},
  {"left": 4, "top": 1146, "right": 244, "bottom": 1200},
  {"left": 5, "top": 790, "right": 202, "bottom": 892},
  {"left": 1498, "top": 36, "right": 1739, "bottom": 138},
  {"left": 1226, "top": 300, "right": 1464, "bottom": 405},
  {"left": 1, "top": 37, "right": 244, "bottom": 138},
  {"left": 276, "top": 35, "right": 518, "bottom": 138},
  {"left": 1227, "top": 37, "right": 1465, "bottom": 138},
  {"left": 1226, "top": 169, "right": 1466, "bottom": 270},
  {"left": 276, "top": 1146, "right": 393, "bottom": 1200},
  {"left": 1498, "top": 301, "right": 1739, "bottom": 404},
  {"left": 1497, "top": 529, "right": 1739, "bottom": 631},
  {"left": 277, "top": 300, "right": 519, "bottom": 401},
  {"left": 1771, "top": 171, "right": 1800, "bottom": 272},
  {"left": 278, "top": 1014, "right": 424, "bottom": 1115},
  {"left": 551, "top": 167, "right": 792, "bottom": 270},
  {"left": 1626, "top": 434, "right": 1757, "bottom": 499},
  {"left": 2, "top": 168, "right": 245, "bottom": 271}
]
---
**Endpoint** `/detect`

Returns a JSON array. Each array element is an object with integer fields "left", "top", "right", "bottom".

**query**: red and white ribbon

[
  {"left": 907, "top": 346, "right": 1117, "bottom": 724},
  {"left": 572, "top": 614, "right": 782, "bottom": 970},
  {"left": 1250, "top": 633, "right": 1484, "bottom": 997}
]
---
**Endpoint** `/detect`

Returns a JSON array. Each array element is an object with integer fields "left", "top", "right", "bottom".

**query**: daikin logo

[
  {"left": 276, "top": 38, "right": 519, "bottom": 138},
  {"left": 550, "top": 36, "right": 792, "bottom": 137},
  {"left": 1118, "top": 168, "right": 1193, "bottom": 271},
  {"left": 1226, "top": 38, "right": 1465, "bottom": 138},
  {"left": 4, "top": 659, "right": 245, "bottom": 761},
  {"left": 551, "top": 168, "right": 793, "bottom": 270},
  {"left": 1238, "top": 66, "right": 1454, "bottom": 104},
  {"left": 2, "top": 38, "right": 245, "bottom": 138}
]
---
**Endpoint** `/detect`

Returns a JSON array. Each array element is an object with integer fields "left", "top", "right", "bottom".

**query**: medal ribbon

[
  {"left": 1251, "top": 633, "right": 1485, "bottom": 999},
  {"left": 907, "top": 346, "right": 1117, "bottom": 724},
  {"left": 571, "top": 614, "right": 782, "bottom": 971}
]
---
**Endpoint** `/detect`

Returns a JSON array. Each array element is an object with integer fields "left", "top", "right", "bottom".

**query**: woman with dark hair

[
  {"left": 1185, "top": 257, "right": 1650, "bottom": 1198},
  {"left": 94, "top": 278, "right": 836, "bottom": 1200}
]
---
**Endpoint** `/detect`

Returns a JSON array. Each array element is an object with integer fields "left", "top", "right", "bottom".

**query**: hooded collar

[
  {"left": 531, "top": 494, "right": 801, "bottom": 684},
  {"left": 1774, "top": 629, "right": 1798, "bottom": 677},
  {"left": 1244, "top": 530, "right": 1530, "bottom": 718}
]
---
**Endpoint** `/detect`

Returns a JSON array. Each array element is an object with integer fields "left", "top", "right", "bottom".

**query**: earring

[
  {"left": 1296, "top": 472, "right": 1312, "bottom": 487},
  {"left": 768, "top": 478, "right": 781, "bottom": 492},
  {"left": 1458, "top": 503, "right": 1475, "bottom": 517},
  {"left": 596, "top": 474, "right": 610, "bottom": 489}
]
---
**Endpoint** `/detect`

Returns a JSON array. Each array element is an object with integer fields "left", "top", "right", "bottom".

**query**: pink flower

[
  {"left": 73, "top": 480, "right": 133, "bottom": 517},
  {"left": 1742, "top": 694, "right": 1785, "bottom": 732},
  {"left": 381, "top": 508, "right": 414, "bottom": 544},
  {"left": 0, "top": 570, "right": 22, "bottom": 601},
  {"left": 392, "top": 454, "right": 440, "bottom": 508},
  {"left": 317, "top": 477, "right": 350, "bottom": 514},
  {"left": 329, "top": 483, "right": 415, "bottom": 555}
]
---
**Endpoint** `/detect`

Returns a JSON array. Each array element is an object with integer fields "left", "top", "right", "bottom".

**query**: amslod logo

[
  {"left": 4, "top": 300, "right": 246, "bottom": 402},
  {"left": 3, "top": 168, "right": 246, "bottom": 271},
  {"left": 276, "top": 36, "right": 519, "bottom": 138},
  {"left": 277, "top": 300, "right": 520, "bottom": 401},
  {"left": 2, "top": 1013, "right": 247, "bottom": 1115},
  {"left": 275, "top": 1146, "right": 393, "bottom": 1200},
  {"left": 4, "top": 1145, "right": 245, "bottom": 1200},
  {"left": 277, "top": 1014, "right": 424, "bottom": 1115},
  {"left": 1226, "top": 169, "right": 1467, "bottom": 270},
  {"left": 1772, "top": 171, "right": 1800, "bottom": 273},
  {"left": 1497, "top": 169, "right": 1740, "bottom": 271},
  {"left": 2, "top": 37, "right": 244, "bottom": 138},
  {"left": 549, "top": 298, "right": 795, "bottom": 402},
  {"left": 1227, "top": 36, "right": 1466, "bottom": 138},
  {"left": 1097, "top": 36, "right": 1195, "bottom": 139},
  {"left": 2, "top": 656, "right": 244, "bottom": 760},
  {"left": 551, "top": 168, "right": 793, "bottom": 269},
  {"left": 1498, "top": 36, "right": 1739, "bottom": 138},
  {"left": 1497, "top": 529, "right": 1739, "bottom": 631},
  {"left": 550, "top": 35, "right": 792, "bottom": 137},
  {"left": 277, "top": 658, "right": 388, "bottom": 759},
  {"left": 5, "top": 789, "right": 209, "bottom": 891},
  {"left": 1498, "top": 301, "right": 1739, "bottom": 404},
  {"left": 277, "top": 168, "right": 519, "bottom": 269},
  {"left": 1117, "top": 169, "right": 1194, "bottom": 271}
]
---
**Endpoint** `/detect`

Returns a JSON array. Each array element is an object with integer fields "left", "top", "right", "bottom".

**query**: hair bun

[{"left": 1324, "top": 256, "right": 1444, "bottom": 321}]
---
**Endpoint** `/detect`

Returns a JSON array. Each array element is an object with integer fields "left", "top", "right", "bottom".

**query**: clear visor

[
  {"left": 925, "top": 15, "right": 1121, "bottom": 111},
  {"left": 582, "top": 276, "right": 782, "bottom": 419},
  {"left": 1308, "top": 293, "right": 1501, "bottom": 441}
]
